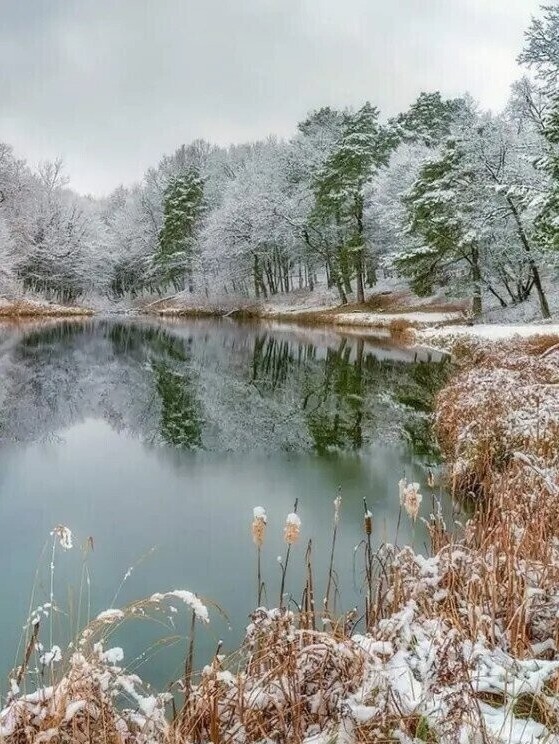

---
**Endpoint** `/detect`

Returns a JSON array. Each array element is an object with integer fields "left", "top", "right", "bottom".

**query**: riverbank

[
  {"left": 4, "top": 288, "right": 559, "bottom": 343},
  {"left": 2, "top": 334, "right": 559, "bottom": 743},
  {"left": 0, "top": 298, "right": 93, "bottom": 317},
  {"left": 144, "top": 287, "right": 559, "bottom": 342}
]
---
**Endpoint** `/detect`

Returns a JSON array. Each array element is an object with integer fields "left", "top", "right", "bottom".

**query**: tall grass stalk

[
  {"left": 251, "top": 506, "right": 267, "bottom": 606},
  {"left": 324, "top": 489, "right": 341, "bottom": 617},
  {"left": 301, "top": 539, "right": 316, "bottom": 630},
  {"left": 363, "top": 497, "right": 373, "bottom": 628},
  {"left": 184, "top": 609, "right": 197, "bottom": 702},
  {"left": 279, "top": 498, "right": 299, "bottom": 608}
]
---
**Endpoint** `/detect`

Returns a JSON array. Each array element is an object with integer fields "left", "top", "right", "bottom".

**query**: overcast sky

[{"left": 0, "top": 0, "right": 543, "bottom": 195}]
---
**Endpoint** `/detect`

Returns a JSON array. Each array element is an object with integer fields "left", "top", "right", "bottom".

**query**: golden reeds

[
  {"left": 324, "top": 490, "right": 342, "bottom": 616},
  {"left": 251, "top": 506, "right": 267, "bottom": 606},
  {"left": 279, "top": 500, "right": 299, "bottom": 607}
]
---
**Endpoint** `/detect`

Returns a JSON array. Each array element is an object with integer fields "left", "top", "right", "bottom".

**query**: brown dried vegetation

[{"left": 4, "top": 335, "right": 559, "bottom": 743}]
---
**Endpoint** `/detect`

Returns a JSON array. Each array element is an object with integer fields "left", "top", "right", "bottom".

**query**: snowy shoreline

[
  {"left": 0, "top": 298, "right": 93, "bottom": 318},
  {"left": 4, "top": 294, "right": 559, "bottom": 356},
  {"left": 146, "top": 292, "right": 559, "bottom": 341}
]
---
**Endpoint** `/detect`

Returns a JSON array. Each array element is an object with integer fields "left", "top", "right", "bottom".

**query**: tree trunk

[
  {"left": 506, "top": 196, "right": 551, "bottom": 319},
  {"left": 355, "top": 249, "right": 365, "bottom": 304},
  {"left": 471, "top": 247, "right": 483, "bottom": 320},
  {"left": 365, "top": 259, "right": 377, "bottom": 288},
  {"left": 337, "top": 247, "right": 352, "bottom": 294},
  {"left": 331, "top": 267, "right": 348, "bottom": 304},
  {"left": 354, "top": 195, "right": 366, "bottom": 304},
  {"left": 284, "top": 259, "right": 290, "bottom": 293},
  {"left": 325, "top": 258, "right": 333, "bottom": 289},
  {"left": 487, "top": 284, "right": 508, "bottom": 308},
  {"left": 265, "top": 262, "right": 276, "bottom": 295},
  {"left": 529, "top": 263, "right": 550, "bottom": 319},
  {"left": 253, "top": 254, "right": 261, "bottom": 298}
]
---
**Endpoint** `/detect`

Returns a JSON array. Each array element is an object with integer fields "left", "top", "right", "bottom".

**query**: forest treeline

[{"left": 1, "top": 5, "right": 559, "bottom": 318}]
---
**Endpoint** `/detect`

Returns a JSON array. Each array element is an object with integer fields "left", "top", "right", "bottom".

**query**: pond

[{"left": 0, "top": 317, "right": 452, "bottom": 693}]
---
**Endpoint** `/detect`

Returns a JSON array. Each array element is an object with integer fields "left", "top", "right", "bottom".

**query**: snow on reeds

[
  {"left": 3, "top": 336, "right": 559, "bottom": 743},
  {"left": 436, "top": 335, "right": 559, "bottom": 492}
]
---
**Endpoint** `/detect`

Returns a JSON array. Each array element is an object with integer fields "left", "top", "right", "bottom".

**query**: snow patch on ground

[
  {"left": 421, "top": 323, "right": 559, "bottom": 340},
  {"left": 331, "top": 311, "right": 463, "bottom": 327}
]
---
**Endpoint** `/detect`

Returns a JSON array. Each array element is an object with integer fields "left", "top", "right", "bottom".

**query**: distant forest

[{"left": 0, "top": 6, "right": 558, "bottom": 318}]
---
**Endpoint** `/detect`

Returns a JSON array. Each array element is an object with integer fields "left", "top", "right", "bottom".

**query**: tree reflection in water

[{"left": 0, "top": 318, "right": 449, "bottom": 456}]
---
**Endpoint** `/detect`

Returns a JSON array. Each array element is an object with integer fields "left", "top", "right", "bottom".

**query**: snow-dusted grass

[
  {"left": 3, "top": 335, "right": 559, "bottom": 743},
  {"left": 143, "top": 281, "right": 469, "bottom": 332},
  {"left": 421, "top": 322, "right": 559, "bottom": 342},
  {"left": 0, "top": 297, "right": 93, "bottom": 317},
  {"left": 328, "top": 309, "right": 464, "bottom": 328}
]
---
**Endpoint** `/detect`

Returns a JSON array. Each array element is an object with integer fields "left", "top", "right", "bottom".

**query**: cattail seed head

[
  {"left": 51, "top": 525, "right": 73, "bottom": 550},
  {"left": 284, "top": 512, "right": 301, "bottom": 545},
  {"left": 403, "top": 482, "right": 422, "bottom": 521},
  {"left": 364, "top": 510, "right": 373, "bottom": 535},
  {"left": 333, "top": 494, "right": 342, "bottom": 525},
  {"left": 251, "top": 506, "right": 267, "bottom": 547},
  {"left": 398, "top": 478, "right": 407, "bottom": 506}
]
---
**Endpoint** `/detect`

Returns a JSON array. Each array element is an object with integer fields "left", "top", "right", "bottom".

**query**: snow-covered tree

[
  {"left": 519, "top": 4, "right": 559, "bottom": 91},
  {"left": 0, "top": 217, "right": 18, "bottom": 295},
  {"left": 313, "top": 103, "right": 394, "bottom": 302},
  {"left": 518, "top": 4, "right": 559, "bottom": 284},
  {"left": 399, "top": 138, "right": 486, "bottom": 317},
  {"left": 391, "top": 91, "right": 466, "bottom": 147},
  {"left": 156, "top": 170, "right": 204, "bottom": 292},
  {"left": 364, "top": 140, "right": 432, "bottom": 276},
  {"left": 471, "top": 114, "right": 551, "bottom": 317}
]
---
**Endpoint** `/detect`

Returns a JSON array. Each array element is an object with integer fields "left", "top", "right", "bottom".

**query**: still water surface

[{"left": 0, "top": 318, "right": 451, "bottom": 690}]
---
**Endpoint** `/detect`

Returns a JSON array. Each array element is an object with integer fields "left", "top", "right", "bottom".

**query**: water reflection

[
  {"left": 0, "top": 318, "right": 451, "bottom": 691},
  {"left": 0, "top": 318, "right": 449, "bottom": 455}
]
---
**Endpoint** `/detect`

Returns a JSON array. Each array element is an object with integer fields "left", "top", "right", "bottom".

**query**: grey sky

[{"left": 0, "top": 0, "right": 542, "bottom": 195}]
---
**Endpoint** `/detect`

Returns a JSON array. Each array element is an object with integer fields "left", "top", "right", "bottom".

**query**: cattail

[
  {"left": 251, "top": 506, "right": 267, "bottom": 547},
  {"left": 333, "top": 493, "right": 342, "bottom": 525},
  {"left": 398, "top": 478, "right": 407, "bottom": 506},
  {"left": 364, "top": 509, "right": 373, "bottom": 535},
  {"left": 51, "top": 524, "right": 73, "bottom": 550},
  {"left": 284, "top": 512, "right": 301, "bottom": 545},
  {"left": 427, "top": 468, "right": 435, "bottom": 488},
  {"left": 403, "top": 482, "right": 422, "bottom": 521}
]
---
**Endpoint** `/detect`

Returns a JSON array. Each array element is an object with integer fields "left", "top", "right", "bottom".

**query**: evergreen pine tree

[
  {"left": 156, "top": 169, "right": 204, "bottom": 291},
  {"left": 313, "top": 102, "right": 393, "bottom": 303},
  {"left": 392, "top": 91, "right": 465, "bottom": 147},
  {"left": 399, "top": 140, "right": 484, "bottom": 318}
]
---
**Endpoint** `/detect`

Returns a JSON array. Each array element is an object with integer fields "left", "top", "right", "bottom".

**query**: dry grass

[
  {"left": 174, "top": 609, "right": 365, "bottom": 744},
  {"left": 3, "top": 660, "right": 128, "bottom": 744},
  {"left": 312, "top": 290, "right": 468, "bottom": 317},
  {"left": 436, "top": 336, "right": 559, "bottom": 490},
  {"left": 141, "top": 295, "right": 260, "bottom": 319},
  {"left": 0, "top": 299, "right": 93, "bottom": 318},
  {"left": 147, "top": 288, "right": 467, "bottom": 330},
  {"left": 387, "top": 317, "right": 416, "bottom": 344}
]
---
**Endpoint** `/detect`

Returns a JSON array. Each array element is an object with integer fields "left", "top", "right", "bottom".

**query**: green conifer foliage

[
  {"left": 399, "top": 140, "right": 483, "bottom": 316},
  {"left": 156, "top": 169, "right": 204, "bottom": 291},
  {"left": 313, "top": 102, "right": 393, "bottom": 302}
]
